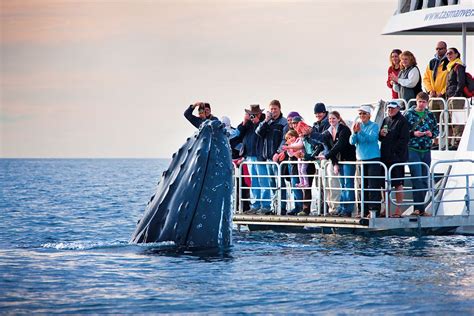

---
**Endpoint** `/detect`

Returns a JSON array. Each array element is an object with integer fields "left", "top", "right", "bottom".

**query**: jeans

[
  {"left": 290, "top": 164, "right": 303, "bottom": 211},
  {"left": 266, "top": 161, "right": 282, "bottom": 211},
  {"left": 338, "top": 164, "right": 356, "bottom": 214},
  {"left": 408, "top": 149, "right": 431, "bottom": 212},
  {"left": 246, "top": 157, "right": 271, "bottom": 209}
]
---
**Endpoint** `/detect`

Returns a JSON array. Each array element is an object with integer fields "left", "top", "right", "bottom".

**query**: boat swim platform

[{"left": 233, "top": 214, "right": 474, "bottom": 236}]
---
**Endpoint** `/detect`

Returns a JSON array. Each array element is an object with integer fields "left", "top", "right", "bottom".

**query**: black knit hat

[{"left": 314, "top": 102, "right": 327, "bottom": 114}]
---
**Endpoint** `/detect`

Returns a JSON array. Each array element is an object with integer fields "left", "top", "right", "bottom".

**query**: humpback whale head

[{"left": 130, "top": 119, "right": 233, "bottom": 249}]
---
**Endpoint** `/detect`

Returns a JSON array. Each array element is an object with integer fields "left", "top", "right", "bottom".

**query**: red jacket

[{"left": 387, "top": 66, "right": 400, "bottom": 99}]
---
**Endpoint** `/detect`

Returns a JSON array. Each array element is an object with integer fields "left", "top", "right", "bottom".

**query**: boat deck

[{"left": 233, "top": 214, "right": 474, "bottom": 236}]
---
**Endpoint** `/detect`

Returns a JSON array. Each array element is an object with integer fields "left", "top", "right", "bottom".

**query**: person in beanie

[{"left": 296, "top": 103, "right": 330, "bottom": 216}]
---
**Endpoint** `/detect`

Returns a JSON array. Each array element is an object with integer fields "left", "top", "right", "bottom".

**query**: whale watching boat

[{"left": 233, "top": 0, "right": 474, "bottom": 236}]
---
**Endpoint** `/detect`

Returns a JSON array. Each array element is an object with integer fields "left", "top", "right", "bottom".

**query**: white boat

[{"left": 233, "top": 0, "right": 474, "bottom": 236}]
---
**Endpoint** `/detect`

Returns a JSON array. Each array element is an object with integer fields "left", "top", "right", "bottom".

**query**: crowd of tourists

[{"left": 183, "top": 42, "right": 471, "bottom": 218}]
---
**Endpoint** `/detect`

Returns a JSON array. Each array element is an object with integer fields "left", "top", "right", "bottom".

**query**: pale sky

[{"left": 1, "top": 0, "right": 472, "bottom": 158}]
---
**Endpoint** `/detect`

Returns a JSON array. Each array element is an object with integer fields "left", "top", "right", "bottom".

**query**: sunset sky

[{"left": 1, "top": 0, "right": 472, "bottom": 158}]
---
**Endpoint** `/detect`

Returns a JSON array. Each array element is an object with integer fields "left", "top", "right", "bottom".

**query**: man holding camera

[
  {"left": 256, "top": 100, "right": 289, "bottom": 214},
  {"left": 237, "top": 104, "right": 271, "bottom": 215},
  {"left": 184, "top": 101, "right": 217, "bottom": 128}
]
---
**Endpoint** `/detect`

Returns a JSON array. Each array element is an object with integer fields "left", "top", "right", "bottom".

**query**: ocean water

[{"left": 1, "top": 158, "right": 473, "bottom": 314}]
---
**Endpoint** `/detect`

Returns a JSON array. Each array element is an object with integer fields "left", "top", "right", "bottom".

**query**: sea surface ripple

[{"left": 1, "top": 159, "right": 473, "bottom": 314}]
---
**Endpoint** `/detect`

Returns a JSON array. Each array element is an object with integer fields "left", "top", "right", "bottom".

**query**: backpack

[
  {"left": 463, "top": 72, "right": 474, "bottom": 98},
  {"left": 454, "top": 64, "right": 474, "bottom": 98}
]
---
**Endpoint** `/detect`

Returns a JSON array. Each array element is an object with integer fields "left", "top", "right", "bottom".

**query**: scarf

[{"left": 447, "top": 58, "right": 463, "bottom": 72}]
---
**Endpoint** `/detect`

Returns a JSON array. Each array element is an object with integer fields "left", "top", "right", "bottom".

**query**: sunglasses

[
  {"left": 198, "top": 109, "right": 205, "bottom": 114},
  {"left": 446, "top": 51, "right": 454, "bottom": 55},
  {"left": 358, "top": 112, "right": 368, "bottom": 116}
]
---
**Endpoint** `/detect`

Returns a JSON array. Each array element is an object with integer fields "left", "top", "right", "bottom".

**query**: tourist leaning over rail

[
  {"left": 184, "top": 101, "right": 218, "bottom": 128},
  {"left": 318, "top": 111, "right": 356, "bottom": 217},
  {"left": 379, "top": 101, "right": 410, "bottom": 218},
  {"left": 387, "top": 49, "right": 402, "bottom": 100},
  {"left": 423, "top": 41, "right": 448, "bottom": 140},
  {"left": 256, "top": 99, "right": 289, "bottom": 215},
  {"left": 290, "top": 121, "right": 321, "bottom": 216},
  {"left": 349, "top": 105, "right": 382, "bottom": 218},
  {"left": 390, "top": 50, "right": 422, "bottom": 104},
  {"left": 304, "top": 103, "right": 332, "bottom": 215},
  {"left": 445, "top": 47, "right": 466, "bottom": 150},
  {"left": 237, "top": 104, "right": 271, "bottom": 215},
  {"left": 404, "top": 92, "right": 439, "bottom": 217}
]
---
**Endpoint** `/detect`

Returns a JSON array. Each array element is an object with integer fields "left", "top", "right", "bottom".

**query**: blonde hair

[
  {"left": 400, "top": 50, "right": 417, "bottom": 69},
  {"left": 285, "top": 130, "right": 298, "bottom": 140}
]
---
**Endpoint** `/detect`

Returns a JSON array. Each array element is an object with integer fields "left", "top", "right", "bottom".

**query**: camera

[{"left": 266, "top": 111, "right": 273, "bottom": 119}]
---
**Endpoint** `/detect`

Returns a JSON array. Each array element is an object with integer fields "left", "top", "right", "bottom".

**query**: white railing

[
  {"left": 233, "top": 159, "right": 474, "bottom": 218},
  {"left": 386, "top": 97, "right": 471, "bottom": 151}
]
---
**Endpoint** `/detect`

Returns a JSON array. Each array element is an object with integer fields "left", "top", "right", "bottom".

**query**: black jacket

[
  {"left": 256, "top": 114, "right": 288, "bottom": 161},
  {"left": 322, "top": 124, "right": 356, "bottom": 165},
  {"left": 184, "top": 105, "right": 218, "bottom": 128},
  {"left": 446, "top": 63, "right": 466, "bottom": 98},
  {"left": 237, "top": 118, "right": 265, "bottom": 161},
  {"left": 310, "top": 115, "right": 330, "bottom": 156},
  {"left": 379, "top": 111, "right": 410, "bottom": 164}
]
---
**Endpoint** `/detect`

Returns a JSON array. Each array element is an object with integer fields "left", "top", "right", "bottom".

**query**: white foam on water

[{"left": 41, "top": 240, "right": 176, "bottom": 250}]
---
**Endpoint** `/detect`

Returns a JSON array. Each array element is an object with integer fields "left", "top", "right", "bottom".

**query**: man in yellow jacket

[{"left": 422, "top": 41, "right": 449, "bottom": 148}]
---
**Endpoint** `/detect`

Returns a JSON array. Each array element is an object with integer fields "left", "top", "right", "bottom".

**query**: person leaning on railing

[
  {"left": 349, "top": 105, "right": 382, "bottom": 218},
  {"left": 404, "top": 92, "right": 439, "bottom": 216}
]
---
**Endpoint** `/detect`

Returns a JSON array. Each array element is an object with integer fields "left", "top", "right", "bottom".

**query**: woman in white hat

[{"left": 349, "top": 105, "right": 382, "bottom": 217}]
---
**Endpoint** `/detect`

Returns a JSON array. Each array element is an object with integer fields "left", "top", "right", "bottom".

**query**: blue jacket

[
  {"left": 256, "top": 114, "right": 288, "bottom": 160},
  {"left": 349, "top": 120, "right": 380, "bottom": 160}
]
